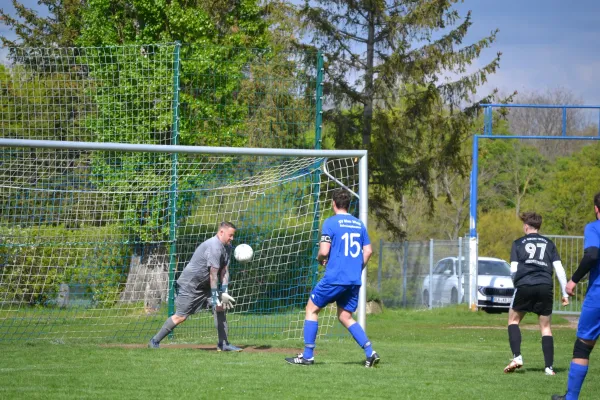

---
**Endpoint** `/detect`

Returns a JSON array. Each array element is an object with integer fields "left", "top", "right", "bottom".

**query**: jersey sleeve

[
  {"left": 206, "top": 248, "right": 220, "bottom": 269},
  {"left": 320, "top": 218, "right": 334, "bottom": 243},
  {"left": 584, "top": 223, "right": 600, "bottom": 250},
  {"left": 510, "top": 241, "right": 518, "bottom": 263}
]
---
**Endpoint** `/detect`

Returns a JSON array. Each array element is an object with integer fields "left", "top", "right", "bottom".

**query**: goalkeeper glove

[{"left": 219, "top": 285, "right": 236, "bottom": 310}]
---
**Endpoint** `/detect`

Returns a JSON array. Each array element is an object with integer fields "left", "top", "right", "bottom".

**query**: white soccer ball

[{"left": 234, "top": 244, "right": 254, "bottom": 263}]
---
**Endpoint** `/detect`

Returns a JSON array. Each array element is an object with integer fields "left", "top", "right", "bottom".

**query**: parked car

[
  {"left": 476, "top": 257, "right": 515, "bottom": 312},
  {"left": 422, "top": 256, "right": 515, "bottom": 312}
]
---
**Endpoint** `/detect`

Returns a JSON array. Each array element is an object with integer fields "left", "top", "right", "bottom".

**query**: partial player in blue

[
  {"left": 553, "top": 192, "right": 600, "bottom": 400},
  {"left": 285, "top": 188, "right": 379, "bottom": 367}
]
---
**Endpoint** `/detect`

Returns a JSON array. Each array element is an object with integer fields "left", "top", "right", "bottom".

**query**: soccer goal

[{"left": 0, "top": 138, "right": 367, "bottom": 342}]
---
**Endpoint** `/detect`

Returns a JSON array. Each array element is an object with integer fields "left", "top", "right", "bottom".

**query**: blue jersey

[
  {"left": 320, "top": 213, "right": 370, "bottom": 285},
  {"left": 583, "top": 220, "right": 600, "bottom": 308}
]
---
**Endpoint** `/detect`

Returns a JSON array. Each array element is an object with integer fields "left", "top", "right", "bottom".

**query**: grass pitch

[{"left": 0, "top": 306, "right": 596, "bottom": 399}]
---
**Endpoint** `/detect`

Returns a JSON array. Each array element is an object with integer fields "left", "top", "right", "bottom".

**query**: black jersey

[{"left": 510, "top": 233, "right": 560, "bottom": 288}]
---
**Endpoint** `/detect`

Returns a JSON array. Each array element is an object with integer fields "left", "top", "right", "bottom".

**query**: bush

[{"left": 0, "top": 224, "right": 130, "bottom": 307}]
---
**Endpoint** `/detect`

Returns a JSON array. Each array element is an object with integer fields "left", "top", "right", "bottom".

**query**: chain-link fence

[
  {"left": 378, "top": 235, "right": 587, "bottom": 313},
  {"left": 377, "top": 238, "right": 471, "bottom": 309},
  {"left": 547, "top": 235, "right": 586, "bottom": 314}
]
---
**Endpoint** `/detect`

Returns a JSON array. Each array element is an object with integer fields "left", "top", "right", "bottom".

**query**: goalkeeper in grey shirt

[{"left": 148, "top": 221, "right": 241, "bottom": 351}]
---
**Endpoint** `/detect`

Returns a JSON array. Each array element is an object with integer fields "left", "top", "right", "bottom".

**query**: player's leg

[
  {"left": 148, "top": 290, "right": 202, "bottom": 348},
  {"left": 302, "top": 297, "right": 322, "bottom": 359},
  {"left": 214, "top": 305, "right": 242, "bottom": 352},
  {"left": 504, "top": 306, "right": 526, "bottom": 373},
  {"left": 538, "top": 314, "right": 555, "bottom": 374},
  {"left": 553, "top": 306, "right": 600, "bottom": 400},
  {"left": 285, "top": 298, "right": 321, "bottom": 365},
  {"left": 537, "top": 285, "right": 556, "bottom": 375},
  {"left": 286, "top": 281, "right": 337, "bottom": 365},
  {"left": 337, "top": 285, "right": 380, "bottom": 367},
  {"left": 149, "top": 314, "right": 187, "bottom": 348}
]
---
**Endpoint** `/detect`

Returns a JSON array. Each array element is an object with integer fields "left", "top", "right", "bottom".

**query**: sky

[
  {"left": 1, "top": 0, "right": 600, "bottom": 104},
  {"left": 453, "top": 0, "right": 600, "bottom": 105}
]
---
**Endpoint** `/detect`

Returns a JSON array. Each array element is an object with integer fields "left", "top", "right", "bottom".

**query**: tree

[
  {"left": 0, "top": 0, "right": 84, "bottom": 48},
  {"left": 298, "top": 0, "right": 502, "bottom": 238}
]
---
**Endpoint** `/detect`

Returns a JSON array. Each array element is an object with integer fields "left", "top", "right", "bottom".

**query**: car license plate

[{"left": 493, "top": 297, "right": 512, "bottom": 304}]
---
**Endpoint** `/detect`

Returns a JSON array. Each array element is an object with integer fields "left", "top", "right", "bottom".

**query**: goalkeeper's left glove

[{"left": 219, "top": 285, "right": 236, "bottom": 310}]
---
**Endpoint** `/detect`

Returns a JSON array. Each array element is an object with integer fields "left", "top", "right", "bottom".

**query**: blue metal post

[
  {"left": 484, "top": 106, "right": 492, "bottom": 135},
  {"left": 562, "top": 107, "right": 567, "bottom": 136}
]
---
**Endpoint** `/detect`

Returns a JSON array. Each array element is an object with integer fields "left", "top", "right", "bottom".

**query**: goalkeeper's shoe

[
  {"left": 503, "top": 355, "right": 523, "bottom": 373},
  {"left": 550, "top": 395, "right": 566, "bottom": 400},
  {"left": 217, "top": 343, "right": 243, "bottom": 352},
  {"left": 545, "top": 367, "right": 556, "bottom": 376},
  {"left": 285, "top": 354, "right": 314, "bottom": 366},
  {"left": 148, "top": 339, "right": 160, "bottom": 349},
  {"left": 365, "top": 351, "right": 381, "bottom": 368}
]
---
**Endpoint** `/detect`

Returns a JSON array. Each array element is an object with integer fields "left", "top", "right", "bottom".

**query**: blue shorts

[
  {"left": 577, "top": 306, "right": 600, "bottom": 340},
  {"left": 310, "top": 281, "right": 361, "bottom": 312}
]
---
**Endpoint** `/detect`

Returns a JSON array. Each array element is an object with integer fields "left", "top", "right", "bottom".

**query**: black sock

[
  {"left": 542, "top": 335, "right": 554, "bottom": 368},
  {"left": 508, "top": 324, "right": 521, "bottom": 358}
]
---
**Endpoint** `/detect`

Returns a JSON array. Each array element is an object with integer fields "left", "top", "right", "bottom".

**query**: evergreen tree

[{"left": 300, "top": 0, "right": 503, "bottom": 237}]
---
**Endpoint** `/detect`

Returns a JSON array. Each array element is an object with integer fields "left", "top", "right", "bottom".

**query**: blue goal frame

[{"left": 468, "top": 103, "right": 600, "bottom": 311}]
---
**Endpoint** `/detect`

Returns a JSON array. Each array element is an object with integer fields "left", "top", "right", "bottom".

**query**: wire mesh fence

[
  {"left": 0, "top": 43, "right": 322, "bottom": 149},
  {"left": 376, "top": 238, "right": 471, "bottom": 309},
  {"left": 378, "top": 235, "right": 587, "bottom": 314}
]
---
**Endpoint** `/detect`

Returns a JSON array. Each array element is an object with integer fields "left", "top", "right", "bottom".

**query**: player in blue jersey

[
  {"left": 285, "top": 188, "right": 378, "bottom": 367},
  {"left": 553, "top": 192, "right": 600, "bottom": 400}
]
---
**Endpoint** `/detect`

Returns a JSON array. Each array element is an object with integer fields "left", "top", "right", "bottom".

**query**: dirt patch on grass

[
  {"left": 101, "top": 343, "right": 298, "bottom": 353},
  {"left": 448, "top": 315, "right": 579, "bottom": 330}
]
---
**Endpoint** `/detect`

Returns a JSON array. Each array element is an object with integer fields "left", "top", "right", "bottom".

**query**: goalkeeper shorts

[{"left": 174, "top": 289, "right": 211, "bottom": 317}]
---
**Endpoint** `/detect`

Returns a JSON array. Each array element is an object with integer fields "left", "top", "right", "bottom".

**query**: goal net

[{"left": 0, "top": 141, "right": 365, "bottom": 342}]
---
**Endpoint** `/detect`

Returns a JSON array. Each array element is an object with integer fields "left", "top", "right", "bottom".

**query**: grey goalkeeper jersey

[{"left": 176, "top": 235, "right": 232, "bottom": 294}]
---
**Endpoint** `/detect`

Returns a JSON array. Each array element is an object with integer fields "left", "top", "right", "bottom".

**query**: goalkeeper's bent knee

[{"left": 573, "top": 338, "right": 595, "bottom": 360}]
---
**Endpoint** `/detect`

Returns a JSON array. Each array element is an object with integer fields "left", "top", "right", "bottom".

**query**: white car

[
  {"left": 476, "top": 257, "right": 515, "bottom": 312},
  {"left": 422, "top": 256, "right": 515, "bottom": 311}
]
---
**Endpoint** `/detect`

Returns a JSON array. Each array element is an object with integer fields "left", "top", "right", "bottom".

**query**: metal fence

[
  {"left": 547, "top": 235, "right": 586, "bottom": 314},
  {"left": 376, "top": 238, "right": 471, "bottom": 309},
  {"left": 377, "top": 235, "right": 587, "bottom": 314}
]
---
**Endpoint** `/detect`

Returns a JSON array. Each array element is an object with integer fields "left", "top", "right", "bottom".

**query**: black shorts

[{"left": 511, "top": 285, "right": 553, "bottom": 316}]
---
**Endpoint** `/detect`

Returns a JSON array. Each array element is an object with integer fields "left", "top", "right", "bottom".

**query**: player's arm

[
  {"left": 220, "top": 265, "right": 230, "bottom": 288},
  {"left": 317, "top": 221, "right": 332, "bottom": 265},
  {"left": 362, "top": 244, "right": 373, "bottom": 269},
  {"left": 568, "top": 246, "right": 599, "bottom": 296},
  {"left": 509, "top": 242, "right": 518, "bottom": 281},
  {"left": 219, "top": 261, "right": 235, "bottom": 309},
  {"left": 210, "top": 266, "right": 220, "bottom": 307},
  {"left": 317, "top": 241, "right": 331, "bottom": 266},
  {"left": 552, "top": 260, "right": 569, "bottom": 303}
]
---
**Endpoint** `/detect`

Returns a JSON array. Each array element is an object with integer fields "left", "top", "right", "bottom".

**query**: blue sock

[
  {"left": 303, "top": 320, "right": 318, "bottom": 359},
  {"left": 566, "top": 362, "right": 588, "bottom": 400},
  {"left": 348, "top": 322, "right": 373, "bottom": 357}
]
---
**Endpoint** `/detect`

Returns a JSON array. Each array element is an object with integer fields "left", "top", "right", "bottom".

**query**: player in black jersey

[{"left": 503, "top": 212, "right": 569, "bottom": 375}]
